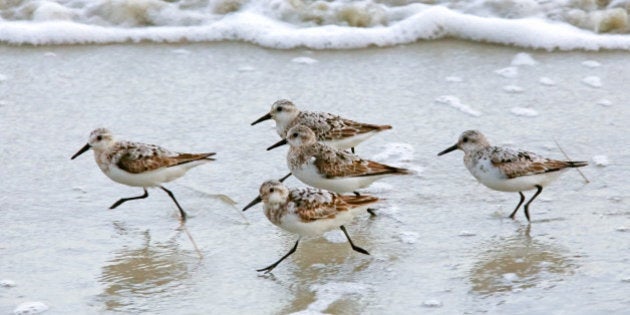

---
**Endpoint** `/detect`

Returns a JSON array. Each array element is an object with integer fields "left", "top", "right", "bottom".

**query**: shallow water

[{"left": 0, "top": 40, "right": 629, "bottom": 314}]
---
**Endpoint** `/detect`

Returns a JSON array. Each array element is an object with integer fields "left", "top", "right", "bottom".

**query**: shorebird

[
  {"left": 244, "top": 180, "right": 377, "bottom": 273},
  {"left": 251, "top": 99, "right": 391, "bottom": 152},
  {"left": 270, "top": 125, "right": 410, "bottom": 193},
  {"left": 71, "top": 128, "right": 215, "bottom": 222},
  {"left": 437, "top": 130, "right": 588, "bottom": 221}
]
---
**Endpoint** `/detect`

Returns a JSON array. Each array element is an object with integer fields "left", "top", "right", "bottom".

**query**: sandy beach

[{"left": 1, "top": 40, "right": 629, "bottom": 314}]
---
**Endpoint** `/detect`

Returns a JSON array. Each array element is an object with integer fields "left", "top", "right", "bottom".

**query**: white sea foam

[
  {"left": 446, "top": 76, "right": 463, "bottom": 82},
  {"left": 237, "top": 66, "right": 256, "bottom": 72},
  {"left": 495, "top": 67, "right": 518, "bottom": 78},
  {"left": 458, "top": 230, "right": 476, "bottom": 237},
  {"left": 582, "top": 60, "right": 602, "bottom": 68},
  {"left": 435, "top": 95, "right": 481, "bottom": 117},
  {"left": 1, "top": 279, "right": 17, "bottom": 287},
  {"left": 303, "top": 282, "right": 372, "bottom": 313},
  {"left": 503, "top": 273, "right": 519, "bottom": 282},
  {"left": 582, "top": 76, "right": 602, "bottom": 88},
  {"left": 398, "top": 231, "right": 419, "bottom": 244},
  {"left": 596, "top": 99, "right": 612, "bottom": 106},
  {"left": 371, "top": 142, "right": 423, "bottom": 175},
  {"left": 291, "top": 57, "right": 318, "bottom": 65},
  {"left": 0, "top": 74, "right": 8, "bottom": 82},
  {"left": 13, "top": 302, "right": 49, "bottom": 315},
  {"left": 503, "top": 85, "right": 524, "bottom": 93},
  {"left": 510, "top": 107, "right": 538, "bottom": 117},
  {"left": 1, "top": 1, "right": 630, "bottom": 50},
  {"left": 322, "top": 230, "right": 346, "bottom": 243},
  {"left": 363, "top": 182, "right": 394, "bottom": 194},
  {"left": 511, "top": 52, "right": 537, "bottom": 66},
  {"left": 422, "top": 300, "right": 443, "bottom": 307},
  {"left": 371, "top": 143, "right": 414, "bottom": 164},
  {"left": 171, "top": 49, "right": 190, "bottom": 55},
  {"left": 539, "top": 77, "right": 556, "bottom": 86},
  {"left": 592, "top": 155, "right": 609, "bottom": 167}
]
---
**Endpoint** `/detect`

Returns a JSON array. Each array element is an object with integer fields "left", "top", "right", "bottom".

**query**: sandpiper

[
  {"left": 438, "top": 130, "right": 587, "bottom": 221},
  {"left": 270, "top": 125, "right": 410, "bottom": 194},
  {"left": 244, "top": 180, "right": 376, "bottom": 273},
  {"left": 251, "top": 99, "right": 391, "bottom": 152},
  {"left": 71, "top": 128, "right": 215, "bottom": 222}
]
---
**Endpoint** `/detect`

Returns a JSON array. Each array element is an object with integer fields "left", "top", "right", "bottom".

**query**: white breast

[
  {"left": 292, "top": 161, "right": 386, "bottom": 193},
  {"left": 278, "top": 211, "right": 356, "bottom": 237},
  {"left": 466, "top": 158, "right": 565, "bottom": 192}
]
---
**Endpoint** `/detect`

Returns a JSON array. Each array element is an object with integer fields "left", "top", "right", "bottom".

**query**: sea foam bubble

[
  {"left": 1, "top": 1, "right": 630, "bottom": 50},
  {"left": 13, "top": 302, "right": 49, "bottom": 315},
  {"left": 435, "top": 95, "right": 481, "bottom": 117}
]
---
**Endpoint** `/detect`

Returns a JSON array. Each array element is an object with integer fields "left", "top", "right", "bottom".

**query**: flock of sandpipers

[{"left": 71, "top": 99, "right": 588, "bottom": 273}]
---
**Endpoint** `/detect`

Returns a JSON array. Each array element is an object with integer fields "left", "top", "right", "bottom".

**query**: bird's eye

[
  {"left": 292, "top": 133, "right": 298, "bottom": 138},
  {"left": 462, "top": 137, "right": 468, "bottom": 143},
  {"left": 277, "top": 107, "right": 283, "bottom": 112},
  {"left": 269, "top": 188, "right": 275, "bottom": 193},
  {"left": 96, "top": 135, "right": 103, "bottom": 141}
]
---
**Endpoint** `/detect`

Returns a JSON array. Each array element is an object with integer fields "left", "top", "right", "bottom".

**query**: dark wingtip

[
  {"left": 568, "top": 161, "right": 588, "bottom": 168},
  {"left": 204, "top": 152, "right": 217, "bottom": 161}
]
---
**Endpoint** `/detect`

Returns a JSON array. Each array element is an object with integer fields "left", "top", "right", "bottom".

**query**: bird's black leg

[
  {"left": 509, "top": 192, "right": 526, "bottom": 219},
  {"left": 354, "top": 191, "right": 376, "bottom": 216},
  {"left": 159, "top": 186, "right": 187, "bottom": 222},
  {"left": 523, "top": 185, "right": 543, "bottom": 222},
  {"left": 110, "top": 188, "right": 149, "bottom": 209},
  {"left": 340, "top": 225, "right": 370, "bottom": 255},
  {"left": 257, "top": 239, "right": 299, "bottom": 274}
]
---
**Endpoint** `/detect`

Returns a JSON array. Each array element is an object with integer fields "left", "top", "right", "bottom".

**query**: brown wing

[
  {"left": 338, "top": 194, "right": 379, "bottom": 207},
  {"left": 116, "top": 142, "right": 214, "bottom": 174},
  {"left": 496, "top": 159, "right": 575, "bottom": 178},
  {"left": 291, "top": 189, "right": 348, "bottom": 222},
  {"left": 489, "top": 147, "right": 573, "bottom": 178},
  {"left": 314, "top": 148, "right": 409, "bottom": 178},
  {"left": 324, "top": 118, "right": 392, "bottom": 141}
]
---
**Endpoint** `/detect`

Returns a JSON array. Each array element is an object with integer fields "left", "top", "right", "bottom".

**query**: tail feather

[
  {"left": 202, "top": 152, "right": 217, "bottom": 161},
  {"left": 360, "top": 163, "right": 411, "bottom": 177},
  {"left": 340, "top": 194, "right": 379, "bottom": 207},
  {"left": 173, "top": 152, "right": 216, "bottom": 167}
]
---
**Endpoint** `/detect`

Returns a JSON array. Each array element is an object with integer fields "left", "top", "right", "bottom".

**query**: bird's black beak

[
  {"left": 71, "top": 143, "right": 91, "bottom": 160},
  {"left": 278, "top": 173, "right": 291, "bottom": 182},
  {"left": 437, "top": 144, "right": 458, "bottom": 156},
  {"left": 242, "top": 195, "right": 262, "bottom": 211},
  {"left": 266, "top": 139, "right": 287, "bottom": 151},
  {"left": 251, "top": 113, "right": 272, "bottom": 126}
]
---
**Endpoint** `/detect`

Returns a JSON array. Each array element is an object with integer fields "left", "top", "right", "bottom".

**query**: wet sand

[{"left": 0, "top": 40, "right": 628, "bottom": 314}]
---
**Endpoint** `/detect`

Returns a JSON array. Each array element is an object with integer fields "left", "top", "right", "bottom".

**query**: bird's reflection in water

[
  {"left": 268, "top": 232, "right": 373, "bottom": 314},
  {"left": 98, "top": 222, "right": 200, "bottom": 312},
  {"left": 470, "top": 225, "right": 576, "bottom": 295}
]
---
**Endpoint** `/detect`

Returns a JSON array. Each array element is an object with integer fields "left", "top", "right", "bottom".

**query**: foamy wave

[{"left": 1, "top": 1, "right": 630, "bottom": 50}]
